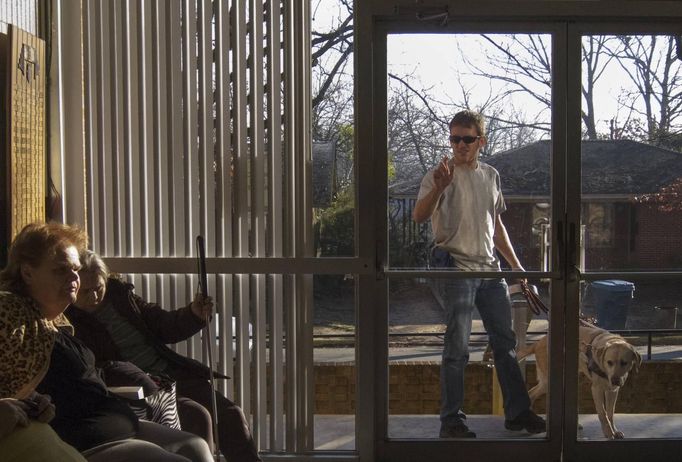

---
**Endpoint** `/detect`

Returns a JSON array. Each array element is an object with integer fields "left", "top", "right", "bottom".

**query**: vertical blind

[
  {"left": 0, "top": 0, "right": 36, "bottom": 35},
  {"left": 79, "top": 0, "right": 312, "bottom": 452}
]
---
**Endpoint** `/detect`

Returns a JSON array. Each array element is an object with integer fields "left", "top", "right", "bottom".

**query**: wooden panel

[
  {"left": 6, "top": 25, "right": 45, "bottom": 240},
  {"left": 0, "top": 31, "right": 7, "bottom": 264}
]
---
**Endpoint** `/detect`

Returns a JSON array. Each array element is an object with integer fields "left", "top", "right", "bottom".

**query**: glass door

[
  {"left": 374, "top": 22, "right": 566, "bottom": 462},
  {"left": 356, "top": 5, "right": 682, "bottom": 462},
  {"left": 565, "top": 21, "right": 682, "bottom": 461}
]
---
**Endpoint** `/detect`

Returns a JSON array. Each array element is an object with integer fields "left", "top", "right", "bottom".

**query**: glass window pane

[
  {"left": 578, "top": 278, "right": 682, "bottom": 439},
  {"left": 580, "top": 34, "right": 682, "bottom": 272},
  {"left": 312, "top": 0, "right": 355, "bottom": 257},
  {"left": 388, "top": 277, "right": 551, "bottom": 439},
  {"left": 578, "top": 34, "right": 682, "bottom": 440},
  {"left": 387, "top": 33, "right": 552, "bottom": 271},
  {"left": 314, "top": 274, "right": 356, "bottom": 449}
]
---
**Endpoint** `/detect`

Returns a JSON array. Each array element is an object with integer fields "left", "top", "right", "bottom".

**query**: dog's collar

[{"left": 584, "top": 335, "right": 609, "bottom": 380}]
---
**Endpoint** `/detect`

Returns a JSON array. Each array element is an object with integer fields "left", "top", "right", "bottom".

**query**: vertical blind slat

[
  {"left": 98, "top": 0, "right": 114, "bottom": 255},
  {"left": 232, "top": 0, "right": 252, "bottom": 418},
  {"left": 267, "top": 0, "right": 285, "bottom": 450},
  {"left": 182, "top": 0, "right": 199, "bottom": 358},
  {"left": 153, "top": 0, "right": 170, "bottom": 257},
  {"left": 197, "top": 0, "right": 215, "bottom": 367},
  {"left": 139, "top": 0, "right": 155, "bottom": 259},
  {"left": 215, "top": 0, "right": 234, "bottom": 397},
  {"left": 83, "top": 0, "right": 97, "bottom": 249},
  {"left": 168, "top": 0, "right": 185, "bottom": 256},
  {"left": 300, "top": 1, "right": 315, "bottom": 449},
  {"left": 80, "top": 0, "right": 314, "bottom": 453},
  {"left": 183, "top": 0, "right": 198, "bottom": 255},
  {"left": 216, "top": 0, "right": 232, "bottom": 259},
  {"left": 152, "top": 0, "right": 171, "bottom": 367},
  {"left": 283, "top": 0, "right": 302, "bottom": 451},
  {"left": 249, "top": 0, "right": 268, "bottom": 449},
  {"left": 123, "top": 0, "right": 139, "bottom": 257},
  {"left": 111, "top": 0, "right": 124, "bottom": 256},
  {"left": 198, "top": 0, "right": 214, "bottom": 249}
]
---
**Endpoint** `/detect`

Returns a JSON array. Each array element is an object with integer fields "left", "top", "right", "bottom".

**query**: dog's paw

[{"left": 613, "top": 430, "right": 624, "bottom": 439}]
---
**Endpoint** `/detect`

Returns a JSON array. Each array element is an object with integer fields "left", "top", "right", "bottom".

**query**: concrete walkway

[{"left": 313, "top": 414, "right": 682, "bottom": 450}]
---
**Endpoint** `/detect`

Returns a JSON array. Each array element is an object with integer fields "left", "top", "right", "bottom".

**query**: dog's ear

[{"left": 631, "top": 346, "right": 642, "bottom": 374}]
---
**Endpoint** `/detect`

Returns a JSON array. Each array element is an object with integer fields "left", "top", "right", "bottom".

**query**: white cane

[{"left": 197, "top": 235, "right": 221, "bottom": 461}]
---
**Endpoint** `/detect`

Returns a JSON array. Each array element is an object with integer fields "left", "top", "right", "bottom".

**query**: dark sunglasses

[{"left": 449, "top": 135, "right": 481, "bottom": 144}]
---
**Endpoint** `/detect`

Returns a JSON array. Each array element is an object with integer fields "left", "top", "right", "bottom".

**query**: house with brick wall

[{"left": 389, "top": 139, "right": 682, "bottom": 271}]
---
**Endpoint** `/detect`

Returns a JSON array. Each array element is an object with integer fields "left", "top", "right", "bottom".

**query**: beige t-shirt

[{"left": 417, "top": 161, "right": 506, "bottom": 271}]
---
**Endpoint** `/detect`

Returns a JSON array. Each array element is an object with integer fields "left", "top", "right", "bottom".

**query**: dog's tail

[{"left": 516, "top": 341, "right": 537, "bottom": 361}]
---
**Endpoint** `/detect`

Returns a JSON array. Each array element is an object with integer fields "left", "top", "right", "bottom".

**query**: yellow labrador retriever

[{"left": 517, "top": 326, "right": 641, "bottom": 439}]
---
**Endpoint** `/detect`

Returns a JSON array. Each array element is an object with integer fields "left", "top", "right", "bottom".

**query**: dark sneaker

[
  {"left": 439, "top": 421, "right": 476, "bottom": 438},
  {"left": 504, "top": 410, "right": 546, "bottom": 434}
]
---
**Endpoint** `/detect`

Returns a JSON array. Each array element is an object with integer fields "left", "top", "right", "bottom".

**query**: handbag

[
  {"left": 101, "top": 361, "right": 182, "bottom": 430},
  {"left": 129, "top": 375, "right": 182, "bottom": 430}
]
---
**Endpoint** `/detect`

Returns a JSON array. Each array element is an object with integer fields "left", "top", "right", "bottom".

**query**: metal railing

[{"left": 312, "top": 328, "right": 682, "bottom": 360}]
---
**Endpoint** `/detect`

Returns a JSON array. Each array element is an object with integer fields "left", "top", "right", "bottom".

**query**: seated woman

[
  {"left": 0, "top": 223, "right": 89, "bottom": 462},
  {"left": 66, "top": 250, "right": 261, "bottom": 462},
  {"left": 1, "top": 222, "right": 212, "bottom": 462}
]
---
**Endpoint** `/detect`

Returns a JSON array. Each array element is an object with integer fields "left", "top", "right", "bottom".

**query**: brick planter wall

[{"left": 313, "top": 361, "right": 682, "bottom": 414}]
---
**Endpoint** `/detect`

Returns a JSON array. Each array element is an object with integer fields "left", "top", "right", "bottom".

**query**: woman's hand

[
  {"left": 191, "top": 293, "right": 214, "bottom": 321},
  {"left": 20, "top": 392, "right": 56, "bottom": 423},
  {"left": 0, "top": 399, "right": 29, "bottom": 439}
]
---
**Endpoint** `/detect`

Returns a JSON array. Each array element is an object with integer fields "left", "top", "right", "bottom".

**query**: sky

[
  {"left": 311, "top": 1, "right": 680, "bottom": 142},
  {"left": 387, "top": 33, "right": 638, "bottom": 137}
]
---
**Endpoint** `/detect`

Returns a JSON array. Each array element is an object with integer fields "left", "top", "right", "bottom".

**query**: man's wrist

[{"left": 432, "top": 185, "right": 446, "bottom": 200}]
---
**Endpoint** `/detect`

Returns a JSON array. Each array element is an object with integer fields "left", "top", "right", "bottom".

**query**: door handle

[
  {"left": 568, "top": 222, "right": 580, "bottom": 281},
  {"left": 555, "top": 219, "right": 564, "bottom": 277}
]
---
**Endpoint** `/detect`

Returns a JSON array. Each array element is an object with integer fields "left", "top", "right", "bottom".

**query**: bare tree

[
  {"left": 388, "top": 77, "right": 448, "bottom": 179},
  {"left": 311, "top": 0, "right": 353, "bottom": 116},
  {"left": 387, "top": 69, "right": 548, "bottom": 161},
  {"left": 607, "top": 35, "right": 682, "bottom": 148},
  {"left": 313, "top": 69, "right": 353, "bottom": 140},
  {"left": 582, "top": 36, "right": 619, "bottom": 139},
  {"left": 476, "top": 34, "right": 552, "bottom": 108},
  {"left": 466, "top": 34, "right": 620, "bottom": 140}
]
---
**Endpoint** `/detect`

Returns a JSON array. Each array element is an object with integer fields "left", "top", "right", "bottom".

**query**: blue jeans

[{"left": 440, "top": 277, "right": 531, "bottom": 424}]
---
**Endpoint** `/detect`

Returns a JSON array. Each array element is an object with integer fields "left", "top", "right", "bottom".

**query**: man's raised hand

[{"left": 433, "top": 156, "right": 454, "bottom": 192}]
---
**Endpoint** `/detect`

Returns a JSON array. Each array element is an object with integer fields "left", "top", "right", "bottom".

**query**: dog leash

[{"left": 508, "top": 281, "right": 549, "bottom": 315}]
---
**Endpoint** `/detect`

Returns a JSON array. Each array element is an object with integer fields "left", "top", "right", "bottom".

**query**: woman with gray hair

[
  {"left": 74, "top": 250, "right": 216, "bottom": 451},
  {"left": 67, "top": 250, "right": 260, "bottom": 462}
]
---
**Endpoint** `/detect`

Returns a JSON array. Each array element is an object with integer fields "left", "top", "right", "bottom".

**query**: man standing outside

[{"left": 413, "top": 110, "right": 546, "bottom": 438}]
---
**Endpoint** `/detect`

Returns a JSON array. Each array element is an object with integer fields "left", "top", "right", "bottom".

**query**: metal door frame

[{"left": 355, "top": 2, "right": 682, "bottom": 461}]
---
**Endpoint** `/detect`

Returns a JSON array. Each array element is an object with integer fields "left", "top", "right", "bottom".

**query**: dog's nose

[{"left": 612, "top": 378, "right": 622, "bottom": 386}]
